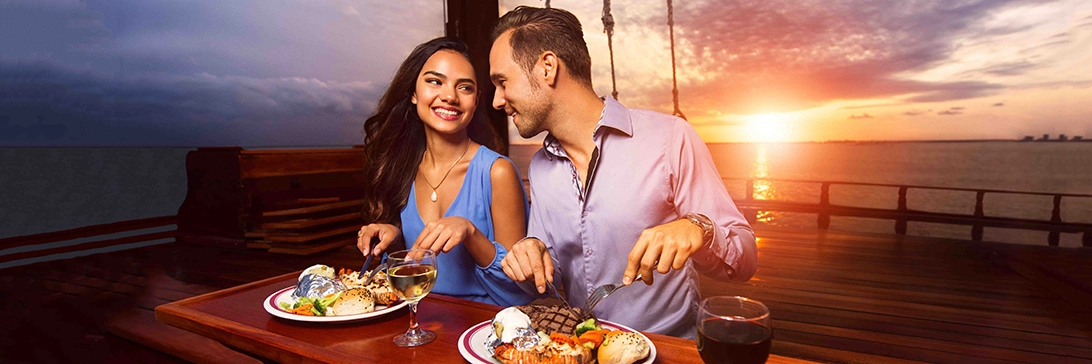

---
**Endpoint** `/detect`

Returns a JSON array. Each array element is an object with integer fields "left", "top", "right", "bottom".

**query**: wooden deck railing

[
  {"left": 726, "top": 178, "right": 1092, "bottom": 247},
  {"left": 0, "top": 215, "right": 177, "bottom": 268}
]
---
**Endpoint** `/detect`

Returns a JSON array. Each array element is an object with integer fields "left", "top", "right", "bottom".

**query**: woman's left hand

[{"left": 414, "top": 216, "right": 479, "bottom": 254}]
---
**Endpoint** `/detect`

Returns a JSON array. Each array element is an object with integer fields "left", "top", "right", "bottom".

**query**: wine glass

[
  {"left": 386, "top": 249, "right": 439, "bottom": 347},
  {"left": 697, "top": 296, "right": 772, "bottom": 364}
]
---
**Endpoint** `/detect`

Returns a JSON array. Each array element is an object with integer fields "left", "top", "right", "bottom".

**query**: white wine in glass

[{"left": 386, "top": 249, "right": 438, "bottom": 347}]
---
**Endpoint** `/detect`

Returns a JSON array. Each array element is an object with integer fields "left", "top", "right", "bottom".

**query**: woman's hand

[
  {"left": 414, "top": 216, "right": 481, "bottom": 254},
  {"left": 357, "top": 223, "right": 402, "bottom": 257}
]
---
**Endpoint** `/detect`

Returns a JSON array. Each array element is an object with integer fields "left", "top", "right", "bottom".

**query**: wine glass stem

[{"left": 407, "top": 302, "right": 419, "bottom": 331}]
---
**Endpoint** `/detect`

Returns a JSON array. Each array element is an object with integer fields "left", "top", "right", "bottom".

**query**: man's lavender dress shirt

[{"left": 526, "top": 97, "right": 758, "bottom": 339}]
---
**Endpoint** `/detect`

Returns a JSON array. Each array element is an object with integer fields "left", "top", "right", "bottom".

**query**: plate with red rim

[
  {"left": 457, "top": 319, "right": 657, "bottom": 364},
  {"left": 263, "top": 286, "right": 408, "bottom": 323}
]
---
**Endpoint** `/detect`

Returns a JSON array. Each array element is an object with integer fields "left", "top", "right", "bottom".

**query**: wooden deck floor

[
  {"left": 705, "top": 228, "right": 1092, "bottom": 363},
  {"left": 2, "top": 227, "right": 1091, "bottom": 363}
]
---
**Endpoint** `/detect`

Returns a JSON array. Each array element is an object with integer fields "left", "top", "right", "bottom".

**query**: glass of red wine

[{"left": 697, "top": 296, "right": 772, "bottom": 364}]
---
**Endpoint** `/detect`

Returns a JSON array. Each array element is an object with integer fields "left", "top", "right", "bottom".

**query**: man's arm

[
  {"left": 499, "top": 170, "right": 558, "bottom": 294},
  {"left": 622, "top": 119, "right": 758, "bottom": 285},
  {"left": 670, "top": 121, "right": 757, "bottom": 281}
]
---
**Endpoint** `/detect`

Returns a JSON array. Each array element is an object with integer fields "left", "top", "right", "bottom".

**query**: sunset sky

[{"left": 2, "top": 0, "right": 1090, "bottom": 146}]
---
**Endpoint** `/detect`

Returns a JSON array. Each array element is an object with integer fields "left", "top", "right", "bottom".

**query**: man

[{"left": 490, "top": 6, "right": 758, "bottom": 339}]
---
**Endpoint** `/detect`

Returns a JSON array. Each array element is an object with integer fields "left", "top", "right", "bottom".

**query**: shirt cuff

[{"left": 696, "top": 224, "right": 739, "bottom": 278}]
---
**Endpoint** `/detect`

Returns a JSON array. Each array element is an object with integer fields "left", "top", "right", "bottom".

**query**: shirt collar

[{"left": 542, "top": 96, "right": 633, "bottom": 159}]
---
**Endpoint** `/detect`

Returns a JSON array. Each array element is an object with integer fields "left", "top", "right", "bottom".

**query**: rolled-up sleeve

[
  {"left": 473, "top": 241, "right": 536, "bottom": 306},
  {"left": 669, "top": 121, "right": 758, "bottom": 282}
]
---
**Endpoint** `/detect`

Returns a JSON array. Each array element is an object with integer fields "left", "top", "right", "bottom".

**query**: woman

[{"left": 355, "top": 37, "right": 533, "bottom": 306}]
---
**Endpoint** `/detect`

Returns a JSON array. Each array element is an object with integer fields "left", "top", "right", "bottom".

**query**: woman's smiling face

[{"left": 412, "top": 49, "right": 478, "bottom": 135}]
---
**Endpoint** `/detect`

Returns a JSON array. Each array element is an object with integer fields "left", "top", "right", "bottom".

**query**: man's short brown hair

[{"left": 491, "top": 6, "right": 593, "bottom": 88}]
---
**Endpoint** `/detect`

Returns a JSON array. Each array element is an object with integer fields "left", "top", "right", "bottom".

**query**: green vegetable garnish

[
  {"left": 574, "top": 318, "right": 601, "bottom": 337},
  {"left": 284, "top": 292, "right": 343, "bottom": 316}
]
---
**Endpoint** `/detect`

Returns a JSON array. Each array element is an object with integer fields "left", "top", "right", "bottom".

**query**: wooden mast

[{"left": 445, "top": 0, "right": 509, "bottom": 155}]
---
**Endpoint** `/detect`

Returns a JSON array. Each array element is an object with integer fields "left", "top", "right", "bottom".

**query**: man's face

[{"left": 490, "top": 31, "right": 550, "bottom": 139}]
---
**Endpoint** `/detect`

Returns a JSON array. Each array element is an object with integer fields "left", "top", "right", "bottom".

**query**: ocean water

[
  {"left": 510, "top": 142, "right": 1092, "bottom": 247},
  {"left": 0, "top": 147, "right": 192, "bottom": 239},
  {"left": 3, "top": 143, "right": 1090, "bottom": 247}
]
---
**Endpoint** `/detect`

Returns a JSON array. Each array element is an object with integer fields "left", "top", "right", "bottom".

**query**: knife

[
  {"left": 362, "top": 253, "right": 387, "bottom": 285},
  {"left": 357, "top": 237, "right": 379, "bottom": 279}
]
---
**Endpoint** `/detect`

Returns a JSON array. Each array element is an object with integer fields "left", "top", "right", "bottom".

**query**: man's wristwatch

[{"left": 684, "top": 213, "right": 716, "bottom": 247}]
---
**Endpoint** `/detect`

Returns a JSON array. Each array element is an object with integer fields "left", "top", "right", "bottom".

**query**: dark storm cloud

[
  {"left": 0, "top": 59, "right": 381, "bottom": 146},
  {"left": 624, "top": 0, "right": 1052, "bottom": 114},
  {"left": 0, "top": 0, "right": 440, "bottom": 146}
]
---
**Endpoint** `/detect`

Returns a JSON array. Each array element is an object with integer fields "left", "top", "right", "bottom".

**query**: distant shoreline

[
  {"left": 516, "top": 138, "right": 1092, "bottom": 146},
  {"left": 3, "top": 139, "right": 1091, "bottom": 148}
]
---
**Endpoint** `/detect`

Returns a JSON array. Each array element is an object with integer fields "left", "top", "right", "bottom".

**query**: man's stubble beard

[{"left": 515, "top": 83, "right": 553, "bottom": 139}]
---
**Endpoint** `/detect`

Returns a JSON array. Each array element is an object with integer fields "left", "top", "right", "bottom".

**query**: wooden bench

[{"left": 176, "top": 147, "right": 367, "bottom": 254}]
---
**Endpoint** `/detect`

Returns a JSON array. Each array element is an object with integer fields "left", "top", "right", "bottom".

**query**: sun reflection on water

[{"left": 751, "top": 146, "right": 778, "bottom": 224}]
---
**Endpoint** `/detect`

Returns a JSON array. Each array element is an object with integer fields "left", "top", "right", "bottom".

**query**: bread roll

[
  {"left": 597, "top": 332, "right": 649, "bottom": 364},
  {"left": 329, "top": 288, "right": 375, "bottom": 316}
]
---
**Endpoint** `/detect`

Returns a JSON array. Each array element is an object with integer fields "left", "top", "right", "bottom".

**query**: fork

[{"left": 580, "top": 274, "right": 641, "bottom": 319}]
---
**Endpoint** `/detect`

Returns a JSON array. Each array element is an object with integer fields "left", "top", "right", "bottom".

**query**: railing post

[
  {"left": 1048, "top": 195, "right": 1062, "bottom": 246},
  {"left": 818, "top": 183, "right": 830, "bottom": 230},
  {"left": 745, "top": 179, "right": 754, "bottom": 201},
  {"left": 895, "top": 187, "right": 908, "bottom": 235},
  {"left": 897, "top": 187, "right": 908, "bottom": 211},
  {"left": 971, "top": 191, "right": 985, "bottom": 241}
]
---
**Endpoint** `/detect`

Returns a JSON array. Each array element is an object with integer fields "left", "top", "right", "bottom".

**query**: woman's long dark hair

[{"left": 361, "top": 37, "right": 499, "bottom": 226}]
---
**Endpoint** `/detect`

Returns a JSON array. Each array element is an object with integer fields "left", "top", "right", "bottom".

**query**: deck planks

[
  {"left": 1, "top": 227, "right": 1090, "bottom": 363},
  {"left": 703, "top": 227, "right": 1092, "bottom": 363}
]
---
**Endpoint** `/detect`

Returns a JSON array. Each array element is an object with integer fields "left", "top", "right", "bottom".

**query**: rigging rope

[
  {"left": 602, "top": 0, "right": 619, "bottom": 100},
  {"left": 667, "top": 0, "right": 686, "bottom": 120}
]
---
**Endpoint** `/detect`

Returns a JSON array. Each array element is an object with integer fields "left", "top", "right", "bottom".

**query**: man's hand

[
  {"left": 413, "top": 216, "right": 477, "bottom": 254},
  {"left": 357, "top": 223, "right": 401, "bottom": 257},
  {"left": 500, "top": 237, "right": 554, "bottom": 294},
  {"left": 623, "top": 219, "right": 704, "bottom": 286}
]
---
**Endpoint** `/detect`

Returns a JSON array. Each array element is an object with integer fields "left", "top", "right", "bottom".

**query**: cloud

[
  {"left": 903, "top": 109, "right": 928, "bottom": 116},
  {"left": 0, "top": 0, "right": 444, "bottom": 146},
  {"left": 849, "top": 113, "right": 875, "bottom": 119},
  {"left": 978, "top": 60, "right": 1040, "bottom": 76},
  {"left": 993, "top": 102, "right": 1005, "bottom": 106},
  {"left": 608, "top": 0, "right": 1046, "bottom": 115},
  {"left": 0, "top": 59, "right": 382, "bottom": 146},
  {"left": 937, "top": 107, "right": 964, "bottom": 115}
]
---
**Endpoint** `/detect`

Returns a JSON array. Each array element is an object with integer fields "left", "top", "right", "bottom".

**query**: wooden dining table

[{"left": 155, "top": 271, "right": 814, "bottom": 363}]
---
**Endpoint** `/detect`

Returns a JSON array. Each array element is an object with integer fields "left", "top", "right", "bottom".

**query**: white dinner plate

[
  {"left": 263, "top": 286, "right": 408, "bottom": 323},
  {"left": 457, "top": 319, "right": 657, "bottom": 364}
]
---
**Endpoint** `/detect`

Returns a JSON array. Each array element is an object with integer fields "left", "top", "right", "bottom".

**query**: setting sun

[{"left": 743, "top": 113, "right": 797, "bottom": 143}]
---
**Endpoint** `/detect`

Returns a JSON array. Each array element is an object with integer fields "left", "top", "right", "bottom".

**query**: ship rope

[
  {"left": 602, "top": 0, "right": 619, "bottom": 100},
  {"left": 667, "top": 0, "right": 686, "bottom": 120}
]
